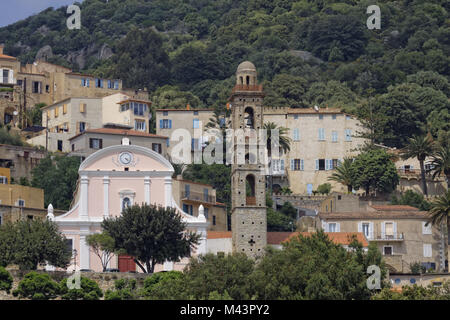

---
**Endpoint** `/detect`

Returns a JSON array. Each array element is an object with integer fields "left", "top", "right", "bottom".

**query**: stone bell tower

[{"left": 229, "top": 61, "right": 267, "bottom": 257}]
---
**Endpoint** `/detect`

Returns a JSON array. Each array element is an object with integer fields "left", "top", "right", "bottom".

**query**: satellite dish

[
  {"left": 13, "top": 111, "right": 18, "bottom": 116},
  {"left": 314, "top": 105, "right": 319, "bottom": 112}
]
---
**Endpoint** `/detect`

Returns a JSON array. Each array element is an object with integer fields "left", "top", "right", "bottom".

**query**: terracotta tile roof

[
  {"left": 267, "top": 232, "right": 295, "bottom": 245},
  {"left": 284, "top": 232, "right": 369, "bottom": 247},
  {"left": 319, "top": 211, "right": 429, "bottom": 219},
  {"left": 207, "top": 231, "right": 232, "bottom": 239},
  {"left": 69, "top": 128, "right": 168, "bottom": 140},
  {"left": 0, "top": 53, "right": 17, "bottom": 60},
  {"left": 370, "top": 205, "right": 419, "bottom": 211}
]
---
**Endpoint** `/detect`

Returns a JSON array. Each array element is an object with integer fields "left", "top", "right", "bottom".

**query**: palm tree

[
  {"left": 328, "top": 158, "right": 354, "bottom": 193},
  {"left": 263, "top": 122, "right": 291, "bottom": 157},
  {"left": 400, "top": 134, "right": 434, "bottom": 195},
  {"left": 429, "top": 145, "right": 450, "bottom": 189},
  {"left": 427, "top": 190, "right": 450, "bottom": 270}
]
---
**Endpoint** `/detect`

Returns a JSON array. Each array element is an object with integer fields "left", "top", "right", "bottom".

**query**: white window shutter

[
  {"left": 322, "top": 221, "right": 327, "bottom": 232},
  {"left": 369, "top": 222, "right": 374, "bottom": 239},
  {"left": 291, "top": 159, "right": 294, "bottom": 170},
  {"left": 9, "top": 70, "right": 14, "bottom": 84},
  {"left": 300, "top": 159, "right": 304, "bottom": 171},
  {"left": 381, "top": 222, "right": 385, "bottom": 238},
  {"left": 393, "top": 222, "right": 397, "bottom": 237},
  {"left": 315, "top": 160, "right": 319, "bottom": 170},
  {"left": 358, "top": 222, "right": 362, "bottom": 233},
  {"left": 280, "top": 160, "right": 284, "bottom": 171},
  {"left": 336, "top": 223, "right": 340, "bottom": 232}
]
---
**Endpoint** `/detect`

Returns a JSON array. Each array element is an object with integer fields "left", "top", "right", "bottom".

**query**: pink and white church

[{"left": 47, "top": 139, "right": 208, "bottom": 273}]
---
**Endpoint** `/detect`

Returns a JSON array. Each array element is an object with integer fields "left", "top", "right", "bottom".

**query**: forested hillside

[{"left": 1, "top": 0, "right": 449, "bottom": 148}]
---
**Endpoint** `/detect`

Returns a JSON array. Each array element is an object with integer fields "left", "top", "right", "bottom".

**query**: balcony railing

[
  {"left": 181, "top": 191, "right": 216, "bottom": 204},
  {"left": 232, "top": 84, "right": 263, "bottom": 93},
  {"left": 370, "top": 232, "right": 404, "bottom": 241}
]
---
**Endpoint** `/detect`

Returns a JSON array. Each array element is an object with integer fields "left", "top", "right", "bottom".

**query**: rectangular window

[
  {"left": 0, "top": 176, "right": 7, "bottom": 184},
  {"left": 2, "top": 69, "right": 9, "bottom": 84},
  {"left": 212, "top": 215, "right": 216, "bottom": 226},
  {"left": 293, "top": 128, "right": 300, "bottom": 141},
  {"left": 385, "top": 222, "right": 394, "bottom": 237},
  {"left": 160, "top": 119, "right": 171, "bottom": 129},
  {"left": 152, "top": 143, "right": 162, "bottom": 154},
  {"left": 54, "top": 107, "right": 59, "bottom": 118},
  {"left": 135, "top": 120, "right": 146, "bottom": 131},
  {"left": 63, "top": 104, "right": 67, "bottom": 114},
  {"left": 422, "top": 222, "right": 432, "bottom": 235},
  {"left": 79, "top": 122, "right": 86, "bottom": 133},
  {"left": 185, "top": 184, "right": 190, "bottom": 198},
  {"left": 318, "top": 128, "right": 325, "bottom": 141},
  {"left": 332, "top": 131, "right": 338, "bottom": 142},
  {"left": 294, "top": 114, "right": 299, "bottom": 120},
  {"left": 96, "top": 78, "right": 103, "bottom": 88},
  {"left": 32, "top": 81, "right": 42, "bottom": 94},
  {"left": 316, "top": 159, "right": 326, "bottom": 171},
  {"left": 203, "top": 188, "right": 209, "bottom": 202},
  {"left": 17, "top": 199, "right": 25, "bottom": 207},
  {"left": 423, "top": 244, "right": 432, "bottom": 257},
  {"left": 66, "top": 239, "right": 73, "bottom": 254},
  {"left": 163, "top": 111, "right": 168, "bottom": 116},
  {"left": 345, "top": 129, "right": 352, "bottom": 141},
  {"left": 79, "top": 103, "right": 86, "bottom": 113},
  {"left": 332, "top": 114, "right": 337, "bottom": 120},
  {"left": 89, "top": 138, "right": 103, "bottom": 150},
  {"left": 319, "top": 114, "right": 324, "bottom": 120},
  {"left": 332, "top": 159, "right": 339, "bottom": 169},
  {"left": 71, "top": 144, "right": 75, "bottom": 152},
  {"left": 191, "top": 138, "right": 200, "bottom": 151},
  {"left": 383, "top": 246, "right": 393, "bottom": 255},
  {"left": 193, "top": 119, "right": 200, "bottom": 129},
  {"left": 328, "top": 223, "right": 336, "bottom": 232},
  {"left": 193, "top": 111, "right": 199, "bottom": 115},
  {"left": 57, "top": 140, "right": 63, "bottom": 152},
  {"left": 204, "top": 207, "right": 209, "bottom": 219},
  {"left": 362, "top": 223, "right": 370, "bottom": 238},
  {"left": 114, "top": 80, "right": 119, "bottom": 90}
]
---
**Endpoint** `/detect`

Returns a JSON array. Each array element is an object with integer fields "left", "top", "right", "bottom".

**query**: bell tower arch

[{"left": 229, "top": 61, "right": 267, "bottom": 257}]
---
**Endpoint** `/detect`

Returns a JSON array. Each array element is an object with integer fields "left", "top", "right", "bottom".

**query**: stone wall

[{"left": 0, "top": 269, "right": 148, "bottom": 300}]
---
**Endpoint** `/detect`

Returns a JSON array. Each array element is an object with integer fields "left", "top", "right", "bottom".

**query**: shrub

[
  {"left": 316, "top": 183, "right": 332, "bottom": 195},
  {"left": 59, "top": 276, "right": 103, "bottom": 300},
  {"left": 105, "top": 278, "right": 138, "bottom": 300},
  {"left": 141, "top": 271, "right": 187, "bottom": 300},
  {"left": 0, "top": 267, "right": 13, "bottom": 293},
  {"left": 13, "top": 272, "right": 59, "bottom": 300}
]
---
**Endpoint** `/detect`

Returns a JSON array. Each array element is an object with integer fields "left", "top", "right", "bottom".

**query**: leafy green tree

[
  {"left": 316, "top": 183, "right": 332, "bottom": 195},
  {"left": 0, "top": 267, "right": 13, "bottom": 293},
  {"left": 372, "top": 281, "right": 450, "bottom": 300},
  {"left": 401, "top": 135, "right": 435, "bottom": 195},
  {"left": 184, "top": 253, "right": 255, "bottom": 300},
  {"left": 0, "top": 219, "right": 71, "bottom": 270},
  {"left": 350, "top": 149, "right": 399, "bottom": 195},
  {"left": 279, "top": 201, "right": 297, "bottom": 220},
  {"left": 141, "top": 271, "right": 187, "bottom": 300},
  {"left": 0, "top": 223, "right": 16, "bottom": 267},
  {"left": 102, "top": 204, "right": 200, "bottom": 273},
  {"left": 13, "top": 272, "right": 60, "bottom": 300},
  {"left": 105, "top": 278, "right": 139, "bottom": 300},
  {"left": 251, "top": 231, "right": 373, "bottom": 300},
  {"left": 151, "top": 85, "right": 203, "bottom": 109},
  {"left": 307, "top": 14, "right": 368, "bottom": 62},
  {"left": 391, "top": 190, "right": 431, "bottom": 211},
  {"left": 328, "top": 158, "right": 354, "bottom": 193},
  {"left": 111, "top": 27, "right": 170, "bottom": 91},
  {"left": 267, "top": 208, "right": 295, "bottom": 232},
  {"left": 86, "top": 233, "right": 117, "bottom": 272},
  {"left": 427, "top": 191, "right": 450, "bottom": 255},
  {"left": 263, "top": 74, "right": 308, "bottom": 108},
  {"left": 31, "top": 155, "right": 80, "bottom": 210},
  {"left": 59, "top": 276, "right": 103, "bottom": 300},
  {"left": 0, "top": 127, "right": 25, "bottom": 146},
  {"left": 263, "top": 122, "right": 291, "bottom": 157}
]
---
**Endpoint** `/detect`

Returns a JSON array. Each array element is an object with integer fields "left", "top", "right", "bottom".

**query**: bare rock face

[
  {"left": 66, "top": 49, "right": 87, "bottom": 70},
  {"left": 289, "top": 50, "right": 324, "bottom": 64},
  {"left": 35, "top": 45, "right": 53, "bottom": 61},
  {"left": 98, "top": 44, "right": 113, "bottom": 60}
]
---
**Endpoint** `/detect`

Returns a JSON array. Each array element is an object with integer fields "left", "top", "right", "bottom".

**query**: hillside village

[{"left": 0, "top": 0, "right": 449, "bottom": 301}]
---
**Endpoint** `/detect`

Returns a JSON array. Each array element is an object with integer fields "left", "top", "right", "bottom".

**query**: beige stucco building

[
  {"left": 172, "top": 176, "right": 228, "bottom": 231},
  {"left": 69, "top": 128, "right": 168, "bottom": 160},
  {"left": 156, "top": 105, "right": 366, "bottom": 195},
  {"left": 319, "top": 203, "right": 447, "bottom": 273},
  {"left": 0, "top": 45, "right": 146, "bottom": 128},
  {"left": 27, "top": 93, "right": 152, "bottom": 152},
  {"left": 0, "top": 144, "right": 47, "bottom": 181}
]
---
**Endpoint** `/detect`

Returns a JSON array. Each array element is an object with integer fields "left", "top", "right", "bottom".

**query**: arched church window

[
  {"left": 122, "top": 197, "right": 131, "bottom": 210},
  {"left": 246, "top": 75, "right": 250, "bottom": 85},
  {"left": 244, "top": 107, "right": 254, "bottom": 129},
  {"left": 240, "top": 76, "right": 243, "bottom": 85},
  {"left": 246, "top": 175, "right": 256, "bottom": 205}
]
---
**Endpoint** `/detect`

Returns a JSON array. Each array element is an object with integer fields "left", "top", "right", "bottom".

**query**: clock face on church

[{"left": 119, "top": 152, "right": 133, "bottom": 165}]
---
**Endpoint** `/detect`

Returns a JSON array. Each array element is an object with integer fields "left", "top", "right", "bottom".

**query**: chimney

[{"left": 186, "top": 104, "right": 190, "bottom": 110}]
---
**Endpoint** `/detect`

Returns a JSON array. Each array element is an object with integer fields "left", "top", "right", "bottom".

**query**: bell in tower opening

[{"left": 228, "top": 61, "right": 267, "bottom": 258}]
